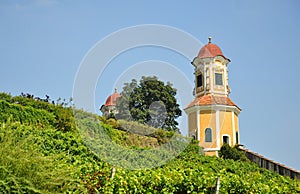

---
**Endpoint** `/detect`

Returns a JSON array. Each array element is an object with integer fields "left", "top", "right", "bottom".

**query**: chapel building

[
  {"left": 184, "top": 37, "right": 241, "bottom": 156},
  {"left": 100, "top": 89, "right": 121, "bottom": 118}
]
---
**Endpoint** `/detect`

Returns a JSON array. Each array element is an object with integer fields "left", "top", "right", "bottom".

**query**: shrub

[{"left": 219, "top": 143, "right": 248, "bottom": 161}]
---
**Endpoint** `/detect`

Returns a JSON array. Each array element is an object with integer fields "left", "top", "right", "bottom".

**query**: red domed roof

[
  {"left": 197, "top": 37, "right": 229, "bottom": 60},
  {"left": 105, "top": 92, "right": 121, "bottom": 106}
]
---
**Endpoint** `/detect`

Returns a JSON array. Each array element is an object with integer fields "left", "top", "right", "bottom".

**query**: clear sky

[{"left": 1, "top": 0, "right": 300, "bottom": 170}]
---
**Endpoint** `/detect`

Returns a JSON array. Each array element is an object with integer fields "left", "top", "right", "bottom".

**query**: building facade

[
  {"left": 184, "top": 37, "right": 241, "bottom": 156},
  {"left": 100, "top": 89, "right": 121, "bottom": 118}
]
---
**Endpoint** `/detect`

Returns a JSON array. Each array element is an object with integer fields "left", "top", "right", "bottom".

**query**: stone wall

[{"left": 239, "top": 147, "right": 300, "bottom": 180}]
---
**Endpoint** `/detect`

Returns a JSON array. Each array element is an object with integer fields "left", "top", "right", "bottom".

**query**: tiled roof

[
  {"left": 197, "top": 43, "right": 229, "bottom": 61},
  {"left": 185, "top": 95, "right": 240, "bottom": 110},
  {"left": 105, "top": 92, "right": 121, "bottom": 106}
]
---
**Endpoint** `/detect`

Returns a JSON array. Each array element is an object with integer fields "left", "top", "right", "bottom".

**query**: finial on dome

[
  {"left": 208, "top": 36, "right": 212, "bottom": 43},
  {"left": 114, "top": 88, "right": 117, "bottom": 93}
]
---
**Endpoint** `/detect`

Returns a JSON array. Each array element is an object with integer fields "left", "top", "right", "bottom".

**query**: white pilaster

[
  {"left": 196, "top": 110, "right": 200, "bottom": 141},
  {"left": 210, "top": 61, "right": 214, "bottom": 94},
  {"left": 232, "top": 111, "right": 236, "bottom": 145},
  {"left": 203, "top": 64, "right": 206, "bottom": 95},
  {"left": 216, "top": 109, "right": 220, "bottom": 149},
  {"left": 225, "top": 65, "right": 228, "bottom": 95}
]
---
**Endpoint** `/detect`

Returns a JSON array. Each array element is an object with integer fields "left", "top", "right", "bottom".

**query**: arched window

[
  {"left": 205, "top": 128, "right": 212, "bottom": 142},
  {"left": 223, "top": 135, "right": 229, "bottom": 145}
]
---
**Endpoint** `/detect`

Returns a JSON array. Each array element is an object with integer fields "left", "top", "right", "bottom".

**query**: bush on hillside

[
  {"left": 177, "top": 139, "right": 204, "bottom": 159},
  {"left": 0, "top": 92, "right": 75, "bottom": 132},
  {"left": 219, "top": 143, "right": 248, "bottom": 161},
  {"left": 100, "top": 117, "right": 177, "bottom": 145}
]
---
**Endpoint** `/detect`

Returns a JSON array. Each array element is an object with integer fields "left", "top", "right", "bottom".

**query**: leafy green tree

[
  {"left": 116, "top": 76, "right": 182, "bottom": 132},
  {"left": 114, "top": 79, "right": 138, "bottom": 120}
]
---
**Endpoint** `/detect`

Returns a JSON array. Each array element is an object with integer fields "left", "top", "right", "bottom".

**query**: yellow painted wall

[
  {"left": 187, "top": 107, "right": 240, "bottom": 156},
  {"left": 199, "top": 110, "right": 217, "bottom": 149},
  {"left": 219, "top": 111, "right": 234, "bottom": 146}
]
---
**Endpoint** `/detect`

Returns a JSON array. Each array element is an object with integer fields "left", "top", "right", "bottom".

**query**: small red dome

[
  {"left": 105, "top": 92, "right": 121, "bottom": 106},
  {"left": 197, "top": 38, "right": 229, "bottom": 60}
]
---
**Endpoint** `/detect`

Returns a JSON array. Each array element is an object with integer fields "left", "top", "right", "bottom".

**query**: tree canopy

[{"left": 115, "top": 76, "right": 182, "bottom": 132}]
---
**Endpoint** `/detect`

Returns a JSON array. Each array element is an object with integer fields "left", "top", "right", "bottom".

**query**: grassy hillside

[{"left": 0, "top": 92, "right": 299, "bottom": 193}]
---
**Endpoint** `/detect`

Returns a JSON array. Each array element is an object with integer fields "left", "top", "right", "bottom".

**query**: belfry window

[
  {"left": 197, "top": 74, "right": 203, "bottom": 87},
  {"left": 215, "top": 73, "right": 223, "bottom": 86},
  {"left": 205, "top": 128, "right": 212, "bottom": 142}
]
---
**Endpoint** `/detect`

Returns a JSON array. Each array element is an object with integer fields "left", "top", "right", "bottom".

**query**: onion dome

[
  {"left": 104, "top": 89, "right": 121, "bottom": 106},
  {"left": 197, "top": 37, "right": 230, "bottom": 61}
]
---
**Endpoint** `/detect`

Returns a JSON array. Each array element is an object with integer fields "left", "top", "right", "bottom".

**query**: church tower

[{"left": 184, "top": 37, "right": 241, "bottom": 156}]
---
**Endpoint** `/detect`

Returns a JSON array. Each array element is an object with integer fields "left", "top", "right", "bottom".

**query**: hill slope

[{"left": 0, "top": 93, "right": 299, "bottom": 193}]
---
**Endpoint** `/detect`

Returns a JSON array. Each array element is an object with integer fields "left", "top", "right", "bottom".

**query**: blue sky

[{"left": 1, "top": 0, "right": 300, "bottom": 170}]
